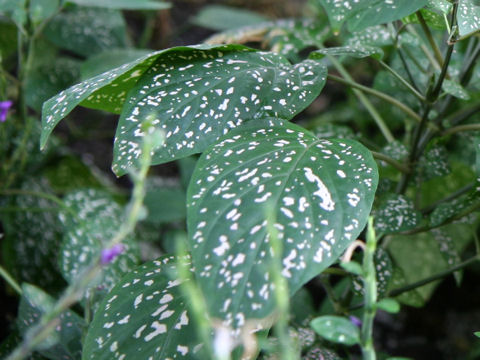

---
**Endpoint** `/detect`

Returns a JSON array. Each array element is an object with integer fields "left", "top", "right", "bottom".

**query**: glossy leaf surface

[
  {"left": 112, "top": 48, "right": 326, "bottom": 174},
  {"left": 310, "top": 316, "right": 360, "bottom": 346},
  {"left": 187, "top": 120, "right": 378, "bottom": 327},
  {"left": 82, "top": 256, "right": 202, "bottom": 360},
  {"left": 316, "top": 0, "right": 427, "bottom": 33}
]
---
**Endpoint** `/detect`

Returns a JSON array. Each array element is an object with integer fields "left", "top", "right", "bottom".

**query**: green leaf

[
  {"left": 341, "top": 261, "right": 364, "bottom": 276},
  {"left": 191, "top": 5, "right": 268, "bottom": 31},
  {"left": 442, "top": 79, "right": 471, "bottom": 100},
  {"left": 143, "top": 176, "right": 186, "bottom": 225},
  {"left": 416, "top": 144, "right": 451, "bottom": 181},
  {"left": 187, "top": 120, "right": 378, "bottom": 327},
  {"left": 310, "top": 316, "right": 360, "bottom": 346},
  {"left": 0, "top": 179, "right": 64, "bottom": 292},
  {"left": 26, "top": 57, "right": 81, "bottom": 112},
  {"left": 112, "top": 48, "right": 327, "bottom": 174},
  {"left": 310, "top": 46, "right": 383, "bottom": 60},
  {"left": 403, "top": 8, "right": 447, "bottom": 30},
  {"left": 376, "top": 298, "right": 400, "bottom": 313},
  {"left": 67, "top": 0, "right": 170, "bottom": 9},
  {"left": 429, "top": 192, "right": 479, "bottom": 226},
  {"left": 427, "top": 0, "right": 452, "bottom": 13},
  {"left": 82, "top": 255, "right": 203, "bottom": 360},
  {"left": 303, "top": 347, "right": 342, "bottom": 360},
  {"left": 313, "top": 123, "right": 356, "bottom": 140},
  {"left": 388, "top": 266, "right": 425, "bottom": 307},
  {"left": 59, "top": 189, "right": 140, "bottom": 298},
  {"left": 80, "top": 49, "right": 153, "bottom": 80},
  {"left": 457, "top": 0, "right": 480, "bottom": 38},
  {"left": 375, "top": 194, "right": 421, "bottom": 234},
  {"left": 41, "top": 45, "right": 251, "bottom": 148},
  {"left": 17, "top": 283, "right": 84, "bottom": 360},
  {"left": 316, "top": 0, "right": 428, "bottom": 33},
  {"left": 43, "top": 6, "right": 127, "bottom": 57},
  {"left": 430, "top": 228, "right": 463, "bottom": 285},
  {"left": 474, "top": 331, "right": 480, "bottom": 338},
  {"left": 29, "top": 0, "right": 59, "bottom": 25},
  {"left": 0, "top": 0, "right": 27, "bottom": 28},
  {"left": 353, "top": 247, "right": 392, "bottom": 298}
]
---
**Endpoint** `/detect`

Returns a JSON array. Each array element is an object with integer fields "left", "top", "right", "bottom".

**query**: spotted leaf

[
  {"left": 457, "top": 0, "right": 480, "bottom": 38},
  {"left": 187, "top": 119, "right": 378, "bottom": 328},
  {"left": 112, "top": 48, "right": 326, "bottom": 174},
  {"left": 316, "top": 0, "right": 427, "bottom": 33},
  {"left": 41, "top": 44, "right": 252, "bottom": 148},
  {"left": 59, "top": 189, "right": 140, "bottom": 303},
  {"left": 374, "top": 194, "right": 421, "bottom": 234},
  {"left": 82, "top": 255, "right": 203, "bottom": 360},
  {"left": 310, "top": 316, "right": 360, "bottom": 346},
  {"left": 16, "top": 283, "right": 84, "bottom": 360},
  {"left": 310, "top": 46, "right": 383, "bottom": 60}
]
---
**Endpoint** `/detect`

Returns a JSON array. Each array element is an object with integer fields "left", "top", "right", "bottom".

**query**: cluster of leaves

[{"left": 1, "top": 0, "right": 480, "bottom": 359}]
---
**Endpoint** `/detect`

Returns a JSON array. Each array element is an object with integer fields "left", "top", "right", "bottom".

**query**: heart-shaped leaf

[
  {"left": 187, "top": 119, "right": 378, "bottom": 328},
  {"left": 112, "top": 48, "right": 326, "bottom": 174},
  {"left": 82, "top": 255, "right": 203, "bottom": 360}
]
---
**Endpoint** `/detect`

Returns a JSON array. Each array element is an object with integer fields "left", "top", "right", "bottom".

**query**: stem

[
  {"left": 361, "top": 218, "right": 377, "bottom": 360},
  {"left": 266, "top": 206, "right": 297, "bottom": 360},
  {"left": 421, "top": 183, "right": 475, "bottom": 214},
  {"left": 388, "top": 255, "right": 480, "bottom": 297},
  {"left": 371, "top": 151, "right": 410, "bottom": 174},
  {"left": 442, "top": 124, "right": 480, "bottom": 136},
  {"left": 327, "top": 74, "right": 423, "bottom": 125},
  {"left": 0, "top": 189, "right": 77, "bottom": 218},
  {"left": 407, "top": 25, "right": 441, "bottom": 71},
  {"left": 0, "top": 265, "right": 22, "bottom": 295},
  {"left": 378, "top": 60, "right": 426, "bottom": 102},
  {"left": 5, "top": 134, "right": 156, "bottom": 360},
  {"left": 416, "top": 11, "right": 445, "bottom": 69},
  {"left": 325, "top": 56, "right": 395, "bottom": 142}
]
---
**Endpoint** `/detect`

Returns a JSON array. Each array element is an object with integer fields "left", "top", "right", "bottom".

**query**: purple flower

[
  {"left": 349, "top": 315, "right": 362, "bottom": 328},
  {"left": 100, "top": 243, "right": 125, "bottom": 265},
  {"left": 0, "top": 100, "right": 13, "bottom": 122}
]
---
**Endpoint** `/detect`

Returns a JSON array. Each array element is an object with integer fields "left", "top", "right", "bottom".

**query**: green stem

[
  {"left": 326, "top": 56, "right": 395, "bottom": 143},
  {"left": 327, "top": 74, "right": 423, "bottom": 126},
  {"left": 388, "top": 255, "right": 480, "bottom": 297},
  {"left": 5, "top": 134, "right": 156, "bottom": 360},
  {"left": 442, "top": 124, "right": 480, "bottom": 136},
  {"left": 421, "top": 183, "right": 475, "bottom": 214},
  {"left": 361, "top": 217, "right": 377, "bottom": 360},
  {"left": 0, "top": 265, "right": 22, "bottom": 295},
  {"left": 371, "top": 151, "right": 410, "bottom": 173},
  {"left": 407, "top": 25, "right": 441, "bottom": 71},
  {"left": 378, "top": 60, "right": 426, "bottom": 102},
  {"left": 267, "top": 207, "right": 297, "bottom": 360},
  {"left": 0, "top": 189, "right": 77, "bottom": 218},
  {"left": 416, "top": 11, "right": 445, "bottom": 69}
]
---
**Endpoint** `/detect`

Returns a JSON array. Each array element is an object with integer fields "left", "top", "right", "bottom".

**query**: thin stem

[
  {"left": 0, "top": 265, "right": 22, "bottom": 295},
  {"left": 421, "top": 183, "right": 475, "bottom": 214},
  {"left": 430, "top": 40, "right": 455, "bottom": 101},
  {"left": 327, "top": 74, "right": 424, "bottom": 125},
  {"left": 5, "top": 134, "right": 156, "bottom": 360},
  {"left": 460, "top": 40, "right": 480, "bottom": 85},
  {"left": 407, "top": 25, "right": 441, "bottom": 71},
  {"left": 416, "top": 11, "right": 445, "bottom": 69},
  {"left": 326, "top": 57, "right": 395, "bottom": 143},
  {"left": 442, "top": 124, "right": 480, "bottom": 136},
  {"left": 361, "top": 218, "right": 377, "bottom": 360},
  {"left": 378, "top": 60, "right": 426, "bottom": 102},
  {"left": 371, "top": 151, "right": 410, "bottom": 173},
  {"left": 0, "top": 189, "right": 78, "bottom": 218},
  {"left": 388, "top": 255, "right": 480, "bottom": 297}
]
